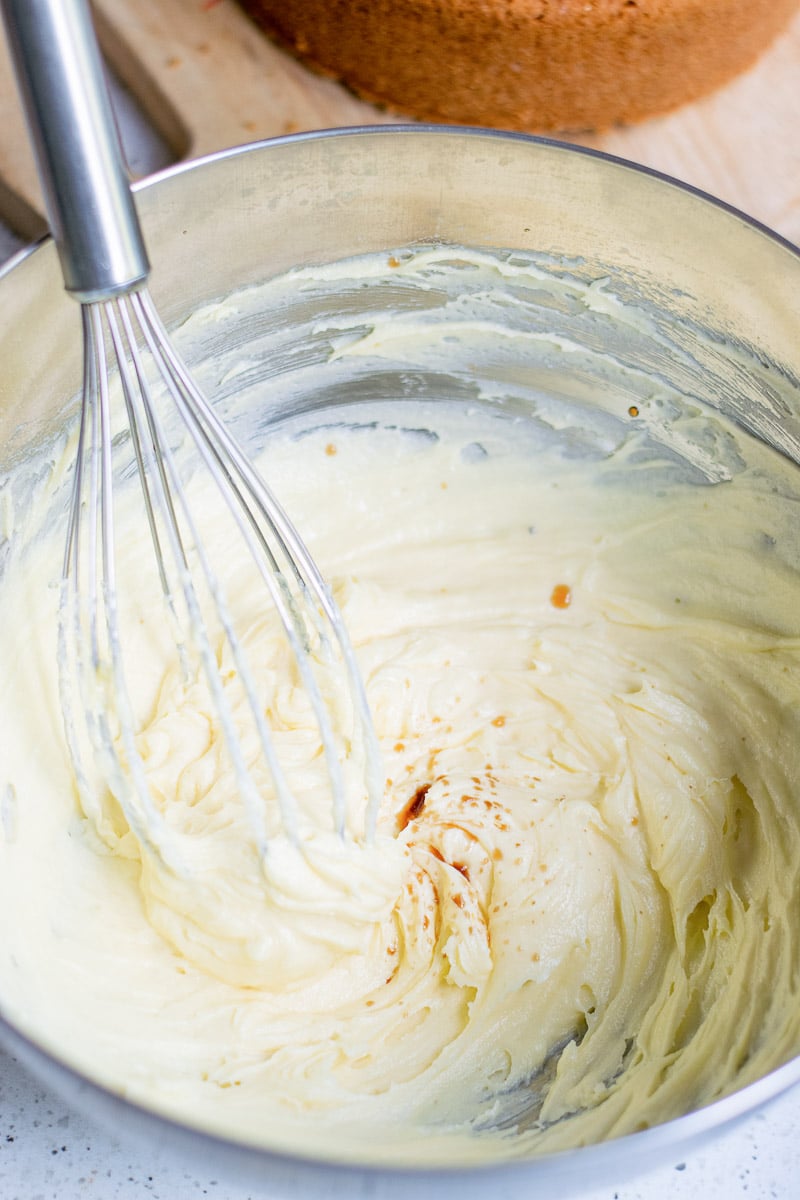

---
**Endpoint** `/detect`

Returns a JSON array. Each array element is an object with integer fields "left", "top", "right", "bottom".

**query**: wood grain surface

[{"left": 0, "top": 0, "right": 798, "bottom": 244}]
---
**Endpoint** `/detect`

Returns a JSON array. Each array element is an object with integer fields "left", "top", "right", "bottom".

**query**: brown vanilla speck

[{"left": 550, "top": 583, "right": 572, "bottom": 609}]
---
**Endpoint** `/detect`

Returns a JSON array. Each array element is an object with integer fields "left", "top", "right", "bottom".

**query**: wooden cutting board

[{"left": 0, "top": 0, "right": 798, "bottom": 245}]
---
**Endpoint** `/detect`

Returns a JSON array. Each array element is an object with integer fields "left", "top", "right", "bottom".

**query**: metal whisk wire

[{"left": 5, "top": 0, "right": 382, "bottom": 864}]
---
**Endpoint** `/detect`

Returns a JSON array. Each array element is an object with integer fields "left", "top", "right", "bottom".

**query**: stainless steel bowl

[{"left": 1, "top": 126, "right": 799, "bottom": 1197}]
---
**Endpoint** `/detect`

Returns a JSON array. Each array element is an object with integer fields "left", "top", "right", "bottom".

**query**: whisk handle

[{"left": 0, "top": 0, "right": 150, "bottom": 301}]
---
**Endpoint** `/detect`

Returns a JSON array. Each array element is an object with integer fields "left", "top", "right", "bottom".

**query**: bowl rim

[{"left": 1, "top": 123, "right": 798, "bottom": 286}]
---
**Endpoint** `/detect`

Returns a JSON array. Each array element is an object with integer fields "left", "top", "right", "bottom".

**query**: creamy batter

[{"left": 1, "top": 248, "right": 800, "bottom": 1167}]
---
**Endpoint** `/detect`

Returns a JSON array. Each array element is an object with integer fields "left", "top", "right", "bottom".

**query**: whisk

[{"left": 1, "top": 0, "right": 382, "bottom": 864}]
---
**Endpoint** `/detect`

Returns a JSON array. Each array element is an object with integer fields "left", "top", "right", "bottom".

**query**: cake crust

[{"left": 237, "top": 0, "right": 799, "bottom": 132}]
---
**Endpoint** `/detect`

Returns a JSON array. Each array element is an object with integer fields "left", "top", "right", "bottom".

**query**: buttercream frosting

[{"left": 0, "top": 248, "right": 799, "bottom": 1167}]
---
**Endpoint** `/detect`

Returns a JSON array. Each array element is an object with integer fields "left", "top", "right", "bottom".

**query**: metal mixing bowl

[{"left": 1, "top": 127, "right": 799, "bottom": 1197}]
